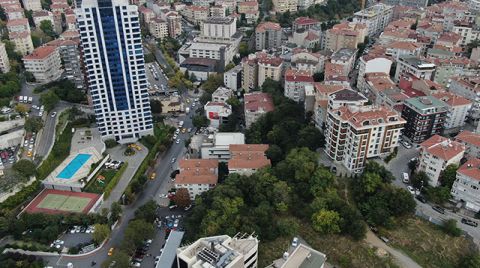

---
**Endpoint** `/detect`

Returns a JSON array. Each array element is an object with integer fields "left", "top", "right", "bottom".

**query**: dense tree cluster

[
  {"left": 352, "top": 162, "right": 416, "bottom": 227},
  {"left": 0, "top": 72, "right": 21, "bottom": 107},
  {"left": 0, "top": 252, "right": 45, "bottom": 268}
]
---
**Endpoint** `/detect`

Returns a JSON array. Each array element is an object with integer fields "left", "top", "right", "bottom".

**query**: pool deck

[{"left": 42, "top": 128, "right": 105, "bottom": 192}]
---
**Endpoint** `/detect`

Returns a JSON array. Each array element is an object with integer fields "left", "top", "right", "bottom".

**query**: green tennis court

[{"left": 36, "top": 194, "right": 92, "bottom": 213}]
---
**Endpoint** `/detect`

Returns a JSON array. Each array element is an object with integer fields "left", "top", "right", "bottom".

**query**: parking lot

[{"left": 0, "top": 145, "right": 18, "bottom": 167}]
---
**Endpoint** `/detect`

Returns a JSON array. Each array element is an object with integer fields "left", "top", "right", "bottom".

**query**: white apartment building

[
  {"left": 330, "top": 48, "right": 357, "bottom": 76},
  {"left": 0, "top": 42, "right": 11, "bottom": 73},
  {"left": 456, "top": 130, "right": 480, "bottom": 159},
  {"left": 385, "top": 41, "right": 423, "bottom": 61},
  {"left": 432, "top": 92, "right": 471, "bottom": 130},
  {"left": 32, "top": 10, "right": 55, "bottom": 27},
  {"left": 201, "top": 132, "right": 245, "bottom": 161},
  {"left": 181, "top": 5, "right": 209, "bottom": 25},
  {"left": 452, "top": 21, "right": 480, "bottom": 46},
  {"left": 22, "top": 0, "right": 42, "bottom": 11},
  {"left": 291, "top": 49, "right": 327, "bottom": 74},
  {"left": 357, "top": 54, "right": 392, "bottom": 92},
  {"left": 449, "top": 77, "right": 480, "bottom": 121},
  {"left": 394, "top": 56, "right": 436, "bottom": 82},
  {"left": 417, "top": 135, "right": 465, "bottom": 187},
  {"left": 452, "top": 158, "right": 480, "bottom": 212},
  {"left": 7, "top": 18, "right": 30, "bottom": 33},
  {"left": 204, "top": 101, "right": 232, "bottom": 128},
  {"left": 353, "top": 3, "right": 393, "bottom": 36},
  {"left": 244, "top": 92, "right": 274, "bottom": 128},
  {"left": 5, "top": 6, "right": 25, "bottom": 20},
  {"left": 272, "top": 0, "right": 297, "bottom": 13},
  {"left": 283, "top": 68, "right": 314, "bottom": 102},
  {"left": 212, "top": 86, "right": 233, "bottom": 102},
  {"left": 174, "top": 159, "right": 218, "bottom": 199},
  {"left": 224, "top": 65, "right": 242, "bottom": 91},
  {"left": 176, "top": 234, "right": 258, "bottom": 268},
  {"left": 202, "top": 17, "right": 236, "bottom": 40},
  {"left": 76, "top": 0, "right": 154, "bottom": 143},
  {"left": 149, "top": 17, "right": 168, "bottom": 39},
  {"left": 325, "top": 105, "right": 405, "bottom": 172},
  {"left": 9, "top": 31, "right": 34, "bottom": 56},
  {"left": 22, "top": 46, "right": 63, "bottom": 83}
]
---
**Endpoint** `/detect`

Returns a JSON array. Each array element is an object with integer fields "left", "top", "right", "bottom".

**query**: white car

[
  {"left": 39, "top": 111, "right": 43, "bottom": 117},
  {"left": 407, "top": 186, "right": 415, "bottom": 195},
  {"left": 51, "top": 112, "right": 57, "bottom": 118},
  {"left": 402, "top": 141, "right": 412, "bottom": 149},
  {"left": 171, "top": 157, "right": 176, "bottom": 163},
  {"left": 176, "top": 139, "right": 180, "bottom": 144},
  {"left": 292, "top": 237, "right": 298, "bottom": 247}
]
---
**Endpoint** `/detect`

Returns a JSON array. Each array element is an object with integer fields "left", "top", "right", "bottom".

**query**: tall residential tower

[{"left": 76, "top": 0, "right": 153, "bottom": 143}]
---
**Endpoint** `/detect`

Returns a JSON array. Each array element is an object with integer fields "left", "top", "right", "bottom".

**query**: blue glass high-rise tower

[{"left": 75, "top": 0, "right": 153, "bottom": 143}]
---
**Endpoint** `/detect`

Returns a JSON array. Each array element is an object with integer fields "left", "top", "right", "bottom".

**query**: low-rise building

[
  {"left": 401, "top": 96, "right": 448, "bottom": 143},
  {"left": 176, "top": 234, "right": 258, "bottom": 268},
  {"left": 325, "top": 105, "right": 405, "bottom": 173},
  {"left": 158, "top": 95, "right": 182, "bottom": 113},
  {"left": 293, "top": 17, "right": 321, "bottom": 32},
  {"left": 283, "top": 68, "right": 314, "bottom": 102},
  {"left": 204, "top": 101, "right": 232, "bottom": 128},
  {"left": 456, "top": 130, "right": 480, "bottom": 159},
  {"left": 201, "top": 132, "right": 245, "bottom": 161},
  {"left": 417, "top": 135, "right": 465, "bottom": 186},
  {"left": 23, "top": 45, "right": 63, "bottom": 83},
  {"left": 244, "top": 92, "right": 274, "bottom": 128},
  {"left": 228, "top": 144, "right": 270, "bottom": 175},
  {"left": 268, "top": 243, "right": 327, "bottom": 268},
  {"left": 212, "top": 87, "right": 234, "bottom": 102},
  {"left": 255, "top": 22, "right": 282, "bottom": 51},
  {"left": 174, "top": 159, "right": 218, "bottom": 199},
  {"left": 0, "top": 42, "right": 11, "bottom": 73},
  {"left": 432, "top": 92, "right": 471, "bottom": 131},
  {"left": 394, "top": 56, "right": 436, "bottom": 83},
  {"left": 451, "top": 158, "right": 480, "bottom": 212}
]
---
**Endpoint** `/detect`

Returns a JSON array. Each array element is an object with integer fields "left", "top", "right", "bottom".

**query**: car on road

[
  {"left": 402, "top": 173, "right": 409, "bottom": 183},
  {"left": 108, "top": 247, "right": 114, "bottom": 256},
  {"left": 150, "top": 172, "right": 156, "bottom": 180},
  {"left": 461, "top": 218, "right": 478, "bottom": 227},
  {"left": 407, "top": 186, "right": 415, "bottom": 195},
  {"left": 187, "top": 128, "right": 192, "bottom": 133},
  {"left": 415, "top": 195, "right": 427, "bottom": 203},
  {"left": 169, "top": 205, "right": 177, "bottom": 210},
  {"left": 380, "top": 236, "right": 389, "bottom": 243},
  {"left": 51, "top": 112, "right": 57, "bottom": 118},
  {"left": 171, "top": 157, "right": 176, "bottom": 163},
  {"left": 291, "top": 237, "right": 298, "bottom": 247},
  {"left": 401, "top": 141, "right": 412, "bottom": 149},
  {"left": 176, "top": 139, "right": 180, "bottom": 144},
  {"left": 432, "top": 205, "right": 445, "bottom": 214},
  {"left": 173, "top": 219, "right": 179, "bottom": 228}
]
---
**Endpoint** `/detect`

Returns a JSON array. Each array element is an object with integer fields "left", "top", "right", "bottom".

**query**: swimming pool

[{"left": 57, "top": 154, "right": 92, "bottom": 179}]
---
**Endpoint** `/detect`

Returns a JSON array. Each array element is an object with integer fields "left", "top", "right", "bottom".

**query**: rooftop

[
  {"left": 175, "top": 159, "right": 219, "bottom": 185},
  {"left": 331, "top": 48, "right": 357, "bottom": 61},
  {"left": 7, "top": 18, "right": 29, "bottom": 27},
  {"left": 285, "top": 68, "right": 314, "bottom": 83},
  {"left": 456, "top": 130, "right": 480, "bottom": 148},
  {"left": 256, "top": 21, "right": 281, "bottom": 32},
  {"left": 23, "top": 46, "right": 57, "bottom": 61},
  {"left": 155, "top": 231, "right": 184, "bottom": 268},
  {"left": 404, "top": 95, "right": 447, "bottom": 111},
  {"left": 457, "top": 158, "right": 480, "bottom": 181},
  {"left": 204, "top": 16, "right": 235, "bottom": 25},
  {"left": 294, "top": 16, "right": 320, "bottom": 26},
  {"left": 280, "top": 244, "right": 327, "bottom": 268},
  {"left": 420, "top": 135, "right": 465, "bottom": 161},
  {"left": 228, "top": 144, "right": 271, "bottom": 170},
  {"left": 244, "top": 92, "right": 274, "bottom": 112},
  {"left": 400, "top": 55, "right": 435, "bottom": 69},
  {"left": 332, "top": 105, "right": 405, "bottom": 129},
  {"left": 330, "top": 88, "right": 367, "bottom": 102},
  {"left": 214, "top": 132, "right": 245, "bottom": 147},
  {"left": 432, "top": 92, "right": 471, "bottom": 107}
]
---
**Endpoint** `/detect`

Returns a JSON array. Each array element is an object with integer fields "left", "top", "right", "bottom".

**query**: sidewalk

[{"left": 99, "top": 143, "right": 148, "bottom": 210}]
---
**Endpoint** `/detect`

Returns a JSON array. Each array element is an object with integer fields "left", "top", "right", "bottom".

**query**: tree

[
  {"left": 105, "top": 139, "right": 118, "bottom": 149},
  {"left": 460, "top": 253, "right": 480, "bottom": 268},
  {"left": 439, "top": 164, "right": 458, "bottom": 189},
  {"left": 225, "top": 63, "right": 235, "bottom": 72},
  {"left": 266, "top": 144, "right": 283, "bottom": 165},
  {"left": 40, "top": 90, "right": 60, "bottom": 112},
  {"left": 24, "top": 117, "right": 43, "bottom": 133},
  {"left": 40, "top": 20, "right": 56, "bottom": 38},
  {"left": 192, "top": 115, "right": 208, "bottom": 128},
  {"left": 135, "top": 200, "right": 158, "bottom": 222},
  {"left": 411, "top": 171, "right": 430, "bottom": 189},
  {"left": 150, "top": 99, "right": 163, "bottom": 114},
  {"left": 110, "top": 202, "right": 122, "bottom": 223},
  {"left": 101, "top": 250, "right": 130, "bottom": 268},
  {"left": 425, "top": 186, "right": 451, "bottom": 204},
  {"left": 92, "top": 224, "right": 110, "bottom": 244},
  {"left": 311, "top": 209, "right": 341, "bottom": 234},
  {"left": 25, "top": 71, "right": 35, "bottom": 82},
  {"left": 202, "top": 74, "right": 224, "bottom": 93},
  {"left": 122, "top": 219, "right": 154, "bottom": 253},
  {"left": 15, "top": 104, "right": 29, "bottom": 114},
  {"left": 313, "top": 72, "right": 324, "bottom": 82},
  {"left": 12, "top": 159, "right": 36, "bottom": 177},
  {"left": 441, "top": 219, "right": 462, "bottom": 237},
  {"left": 239, "top": 42, "right": 250, "bottom": 58},
  {"left": 173, "top": 188, "right": 191, "bottom": 207},
  {"left": 297, "top": 126, "right": 325, "bottom": 150}
]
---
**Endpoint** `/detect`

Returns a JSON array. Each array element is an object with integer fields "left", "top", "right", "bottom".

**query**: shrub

[
  {"left": 103, "top": 163, "right": 128, "bottom": 200},
  {"left": 105, "top": 139, "right": 118, "bottom": 148},
  {"left": 442, "top": 219, "right": 462, "bottom": 237}
]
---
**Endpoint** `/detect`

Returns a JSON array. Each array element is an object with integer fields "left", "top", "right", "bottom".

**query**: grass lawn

[
  {"left": 84, "top": 169, "right": 117, "bottom": 194},
  {"left": 382, "top": 218, "right": 476, "bottom": 268},
  {"left": 258, "top": 218, "right": 398, "bottom": 268}
]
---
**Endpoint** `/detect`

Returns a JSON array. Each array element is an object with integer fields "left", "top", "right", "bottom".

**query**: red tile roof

[
  {"left": 175, "top": 159, "right": 219, "bottom": 185},
  {"left": 244, "top": 92, "right": 274, "bottom": 112},
  {"left": 420, "top": 135, "right": 465, "bottom": 161},
  {"left": 9, "top": 30, "right": 30, "bottom": 38},
  {"left": 432, "top": 92, "right": 471, "bottom": 107},
  {"left": 23, "top": 46, "right": 57, "bottom": 60},
  {"left": 294, "top": 16, "right": 319, "bottom": 26},
  {"left": 333, "top": 105, "right": 405, "bottom": 128},
  {"left": 256, "top": 21, "right": 281, "bottom": 32},
  {"left": 7, "top": 18, "right": 29, "bottom": 27},
  {"left": 228, "top": 144, "right": 271, "bottom": 170},
  {"left": 457, "top": 158, "right": 480, "bottom": 181},
  {"left": 456, "top": 130, "right": 480, "bottom": 148},
  {"left": 284, "top": 68, "right": 314, "bottom": 83}
]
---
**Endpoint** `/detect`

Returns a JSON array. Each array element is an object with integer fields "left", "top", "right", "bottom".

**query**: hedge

[
  {"left": 0, "top": 181, "right": 41, "bottom": 212},
  {"left": 103, "top": 162, "right": 129, "bottom": 200}
]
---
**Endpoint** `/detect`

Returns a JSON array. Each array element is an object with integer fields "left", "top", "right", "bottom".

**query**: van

[{"left": 402, "top": 173, "right": 409, "bottom": 183}]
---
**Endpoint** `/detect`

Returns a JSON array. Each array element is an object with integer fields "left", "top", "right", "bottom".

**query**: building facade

[
  {"left": 283, "top": 68, "right": 314, "bottom": 102},
  {"left": 353, "top": 3, "right": 393, "bottom": 36},
  {"left": 452, "top": 158, "right": 480, "bottom": 212},
  {"left": 244, "top": 92, "right": 274, "bottom": 128},
  {"left": 149, "top": 17, "right": 168, "bottom": 39},
  {"left": 0, "top": 42, "right": 10, "bottom": 73},
  {"left": 255, "top": 22, "right": 282, "bottom": 51},
  {"left": 174, "top": 159, "right": 218, "bottom": 199},
  {"left": 76, "top": 0, "right": 154, "bottom": 143},
  {"left": 23, "top": 46, "right": 63, "bottom": 83},
  {"left": 394, "top": 56, "right": 436, "bottom": 83}
]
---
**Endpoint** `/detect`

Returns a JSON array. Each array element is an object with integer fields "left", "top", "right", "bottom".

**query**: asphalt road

[{"left": 41, "top": 98, "right": 198, "bottom": 268}]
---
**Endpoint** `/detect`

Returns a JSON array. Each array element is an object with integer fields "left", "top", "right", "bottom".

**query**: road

[{"left": 41, "top": 98, "right": 199, "bottom": 267}]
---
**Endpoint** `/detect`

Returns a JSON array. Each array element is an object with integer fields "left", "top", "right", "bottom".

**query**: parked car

[
  {"left": 402, "top": 141, "right": 412, "bottom": 149},
  {"left": 415, "top": 195, "right": 427, "bottom": 203},
  {"left": 108, "top": 247, "right": 114, "bottom": 256},
  {"left": 461, "top": 218, "right": 478, "bottom": 227},
  {"left": 184, "top": 204, "right": 192, "bottom": 211},
  {"left": 169, "top": 205, "right": 177, "bottom": 210},
  {"left": 51, "top": 112, "right": 57, "bottom": 118},
  {"left": 291, "top": 237, "right": 298, "bottom": 247},
  {"left": 432, "top": 205, "right": 445, "bottom": 214},
  {"left": 380, "top": 236, "right": 389, "bottom": 243},
  {"left": 407, "top": 186, "right": 415, "bottom": 195},
  {"left": 402, "top": 173, "right": 409, "bottom": 183}
]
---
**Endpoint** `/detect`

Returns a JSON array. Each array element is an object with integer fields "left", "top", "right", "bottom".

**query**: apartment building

[
  {"left": 290, "top": 49, "right": 327, "bottom": 74},
  {"left": 255, "top": 22, "right": 282, "bottom": 51},
  {"left": 292, "top": 17, "right": 321, "bottom": 32},
  {"left": 381, "top": 0, "right": 428, "bottom": 8},
  {"left": 181, "top": 5, "right": 209, "bottom": 25},
  {"left": 46, "top": 39, "right": 85, "bottom": 89},
  {"left": 456, "top": 130, "right": 480, "bottom": 159},
  {"left": 224, "top": 65, "right": 242, "bottom": 91},
  {"left": 176, "top": 234, "right": 258, "bottom": 268},
  {"left": 138, "top": 6, "right": 155, "bottom": 25},
  {"left": 149, "top": 17, "right": 168, "bottom": 39},
  {"left": 356, "top": 48, "right": 393, "bottom": 91},
  {"left": 273, "top": 0, "right": 297, "bottom": 13},
  {"left": 200, "top": 132, "right": 245, "bottom": 161},
  {"left": 6, "top": 18, "right": 30, "bottom": 33},
  {"left": 204, "top": 101, "right": 232, "bottom": 128},
  {"left": 402, "top": 96, "right": 448, "bottom": 143},
  {"left": 452, "top": 20, "right": 480, "bottom": 47},
  {"left": 8, "top": 31, "right": 34, "bottom": 56},
  {"left": 0, "top": 42, "right": 11, "bottom": 73},
  {"left": 394, "top": 56, "right": 436, "bottom": 83},
  {"left": 22, "top": 46, "right": 63, "bottom": 83},
  {"left": 228, "top": 144, "right": 271, "bottom": 175},
  {"left": 165, "top": 11, "right": 182, "bottom": 38},
  {"left": 242, "top": 54, "right": 259, "bottom": 92},
  {"left": 258, "top": 54, "right": 283, "bottom": 88},
  {"left": 174, "top": 159, "right": 219, "bottom": 199},
  {"left": 353, "top": 3, "right": 393, "bottom": 36},
  {"left": 22, "top": 0, "right": 41, "bottom": 11},
  {"left": 432, "top": 58, "right": 473, "bottom": 87},
  {"left": 449, "top": 77, "right": 480, "bottom": 121},
  {"left": 324, "top": 22, "right": 367, "bottom": 52},
  {"left": 212, "top": 87, "right": 233, "bottom": 103},
  {"left": 451, "top": 158, "right": 480, "bottom": 212},
  {"left": 4, "top": 6, "right": 24, "bottom": 20},
  {"left": 237, "top": 1, "right": 259, "bottom": 24},
  {"left": 331, "top": 48, "right": 357, "bottom": 76},
  {"left": 312, "top": 83, "right": 349, "bottom": 128},
  {"left": 385, "top": 41, "right": 423, "bottom": 61},
  {"left": 432, "top": 91, "right": 471, "bottom": 131},
  {"left": 32, "top": 10, "right": 54, "bottom": 27},
  {"left": 267, "top": 243, "right": 326, "bottom": 268},
  {"left": 244, "top": 92, "right": 274, "bottom": 128},
  {"left": 325, "top": 105, "right": 405, "bottom": 172},
  {"left": 284, "top": 68, "right": 314, "bottom": 102},
  {"left": 417, "top": 135, "right": 465, "bottom": 187}
]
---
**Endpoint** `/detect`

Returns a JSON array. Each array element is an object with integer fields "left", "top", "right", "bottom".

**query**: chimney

[{"left": 210, "top": 241, "right": 215, "bottom": 252}]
